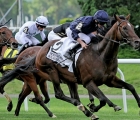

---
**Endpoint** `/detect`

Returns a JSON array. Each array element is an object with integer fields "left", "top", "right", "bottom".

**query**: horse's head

[
  {"left": 0, "top": 26, "right": 18, "bottom": 49},
  {"left": 114, "top": 14, "right": 140, "bottom": 50}
]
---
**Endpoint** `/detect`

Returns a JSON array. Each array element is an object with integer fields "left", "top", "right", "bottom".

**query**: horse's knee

[
  {"left": 55, "top": 92, "right": 63, "bottom": 99},
  {"left": 44, "top": 98, "right": 50, "bottom": 104},
  {"left": 35, "top": 97, "right": 44, "bottom": 104}
]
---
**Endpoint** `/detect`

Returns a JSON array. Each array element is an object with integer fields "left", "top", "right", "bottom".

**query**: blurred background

[{"left": 1, "top": 0, "right": 140, "bottom": 37}]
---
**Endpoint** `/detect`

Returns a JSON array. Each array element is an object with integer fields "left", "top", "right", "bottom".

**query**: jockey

[
  {"left": 64, "top": 10, "right": 110, "bottom": 59},
  {"left": 15, "top": 16, "right": 49, "bottom": 54},
  {"left": 48, "top": 22, "right": 70, "bottom": 41}
]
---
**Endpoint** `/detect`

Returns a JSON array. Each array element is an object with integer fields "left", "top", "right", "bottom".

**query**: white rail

[{"left": 117, "top": 59, "right": 140, "bottom": 113}]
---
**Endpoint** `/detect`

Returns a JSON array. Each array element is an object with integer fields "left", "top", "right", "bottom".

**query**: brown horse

[
  {"left": 0, "top": 25, "right": 18, "bottom": 110},
  {"left": 0, "top": 14, "right": 140, "bottom": 120},
  {"left": 30, "top": 14, "right": 140, "bottom": 119}
]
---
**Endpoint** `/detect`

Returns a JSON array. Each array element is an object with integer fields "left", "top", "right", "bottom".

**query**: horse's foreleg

[
  {"left": 87, "top": 92, "right": 97, "bottom": 112},
  {"left": 107, "top": 76, "right": 140, "bottom": 108},
  {"left": 85, "top": 80, "right": 107, "bottom": 112},
  {"left": 53, "top": 82, "right": 99, "bottom": 119},
  {"left": 67, "top": 82, "right": 97, "bottom": 118},
  {"left": 88, "top": 91, "right": 121, "bottom": 112}
]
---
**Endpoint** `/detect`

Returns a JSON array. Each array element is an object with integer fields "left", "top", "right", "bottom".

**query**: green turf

[
  {"left": 0, "top": 97, "right": 139, "bottom": 120},
  {"left": 3, "top": 63, "right": 140, "bottom": 96}
]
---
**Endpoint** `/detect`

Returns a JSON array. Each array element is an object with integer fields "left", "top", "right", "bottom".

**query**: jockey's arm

[
  {"left": 40, "top": 31, "right": 46, "bottom": 41},
  {"left": 20, "top": 32, "right": 32, "bottom": 45}
]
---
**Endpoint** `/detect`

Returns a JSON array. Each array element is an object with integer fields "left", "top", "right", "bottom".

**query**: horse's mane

[{"left": 110, "top": 15, "right": 125, "bottom": 27}]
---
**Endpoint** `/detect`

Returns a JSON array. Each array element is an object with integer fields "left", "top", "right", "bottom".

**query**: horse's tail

[
  {"left": 0, "top": 56, "right": 36, "bottom": 87},
  {"left": 0, "top": 57, "right": 17, "bottom": 67}
]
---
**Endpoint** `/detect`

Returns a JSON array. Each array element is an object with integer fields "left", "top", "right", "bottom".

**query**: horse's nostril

[
  {"left": 134, "top": 41, "right": 140, "bottom": 45},
  {"left": 12, "top": 42, "right": 18, "bottom": 48}
]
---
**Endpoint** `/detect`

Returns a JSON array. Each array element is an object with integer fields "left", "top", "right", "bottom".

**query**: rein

[
  {"left": 97, "top": 34, "right": 120, "bottom": 44},
  {"left": 0, "top": 35, "right": 14, "bottom": 47}
]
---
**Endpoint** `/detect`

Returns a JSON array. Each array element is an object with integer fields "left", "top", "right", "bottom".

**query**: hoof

[
  {"left": 77, "top": 104, "right": 85, "bottom": 111},
  {"left": 14, "top": 113, "right": 19, "bottom": 116},
  {"left": 51, "top": 114, "right": 57, "bottom": 118},
  {"left": 114, "top": 105, "right": 122, "bottom": 111},
  {"left": 7, "top": 102, "right": 13, "bottom": 112},
  {"left": 91, "top": 114, "right": 99, "bottom": 120}
]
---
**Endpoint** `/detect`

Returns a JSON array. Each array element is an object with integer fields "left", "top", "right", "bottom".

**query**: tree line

[{"left": 1, "top": 0, "right": 140, "bottom": 58}]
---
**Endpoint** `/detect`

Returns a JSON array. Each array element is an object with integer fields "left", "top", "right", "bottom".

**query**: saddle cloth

[
  {"left": 3, "top": 48, "right": 18, "bottom": 71},
  {"left": 46, "top": 37, "right": 82, "bottom": 72}
]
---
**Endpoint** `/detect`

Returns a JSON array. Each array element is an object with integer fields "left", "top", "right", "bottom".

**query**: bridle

[
  {"left": 0, "top": 26, "right": 16, "bottom": 47},
  {"left": 97, "top": 19, "right": 131, "bottom": 45},
  {"left": 117, "top": 20, "right": 132, "bottom": 44}
]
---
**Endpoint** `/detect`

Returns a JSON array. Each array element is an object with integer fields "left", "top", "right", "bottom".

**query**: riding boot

[
  {"left": 64, "top": 43, "right": 81, "bottom": 60},
  {"left": 16, "top": 43, "right": 29, "bottom": 56}
]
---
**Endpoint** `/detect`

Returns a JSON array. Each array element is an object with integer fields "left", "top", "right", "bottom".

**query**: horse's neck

[{"left": 98, "top": 25, "right": 119, "bottom": 62}]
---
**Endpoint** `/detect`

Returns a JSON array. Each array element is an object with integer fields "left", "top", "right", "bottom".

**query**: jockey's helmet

[
  {"left": 93, "top": 10, "right": 109, "bottom": 23},
  {"left": 35, "top": 16, "right": 49, "bottom": 27}
]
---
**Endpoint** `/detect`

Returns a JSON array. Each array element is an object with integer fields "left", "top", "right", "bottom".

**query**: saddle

[{"left": 46, "top": 38, "right": 82, "bottom": 72}]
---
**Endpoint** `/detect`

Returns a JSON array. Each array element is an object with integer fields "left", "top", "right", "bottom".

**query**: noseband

[
  {"left": 117, "top": 20, "right": 131, "bottom": 43},
  {"left": 0, "top": 26, "right": 15, "bottom": 47}
]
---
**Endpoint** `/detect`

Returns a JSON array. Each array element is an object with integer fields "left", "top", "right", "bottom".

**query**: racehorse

[
  {"left": 0, "top": 14, "right": 140, "bottom": 120},
  {"left": 0, "top": 26, "right": 49, "bottom": 112},
  {"left": 30, "top": 14, "right": 140, "bottom": 118},
  {"left": 0, "top": 25, "right": 18, "bottom": 110}
]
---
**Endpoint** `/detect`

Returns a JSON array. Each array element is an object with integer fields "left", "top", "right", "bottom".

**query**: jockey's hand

[
  {"left": 81, "top": 41, "right": 88, "bottom": 49},
  {"left": 77, "top": 38, "right": 88, "bottom": 49}
]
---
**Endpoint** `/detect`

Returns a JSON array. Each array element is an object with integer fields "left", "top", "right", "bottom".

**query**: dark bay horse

[
  {"left": 0, "top": 14, "right": 140, "bottom": 120},
  {"left": 0, "top": 25, "right": 18, "bottom": 110},
  {"left": 31, "top": 14, "right": 140, "bottom": 119}
]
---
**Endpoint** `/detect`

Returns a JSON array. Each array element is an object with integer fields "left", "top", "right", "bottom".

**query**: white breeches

[{"left": 66, "top": 27, "right": 91, "bottom": 44}]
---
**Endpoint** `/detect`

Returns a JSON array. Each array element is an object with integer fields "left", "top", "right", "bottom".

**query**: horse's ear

[
  {"left": 114, "top": 14, "right": 121, "bottom": 22},
  {"left": 125, "top": 14, "right": 130, "bottom": 20}
]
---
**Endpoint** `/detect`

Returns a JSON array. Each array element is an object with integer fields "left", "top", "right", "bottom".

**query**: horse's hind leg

[
  {"left": 15, "top": 82, "right": 32, "bottom": 116},
  {"left": 22, "top": 75, "right": 56, "bottom": 118},
  {"left": 0, "top": 89, "right": 13, "bottom": 112},
  {"left": 0, "top": 72, "right": 13, "bottom": 111},
  {"left": 29, "top": 80, "right": 50, "bottom": 104},
  {"left": 39, "top": 81, "right": 50, "bottom": 103}
]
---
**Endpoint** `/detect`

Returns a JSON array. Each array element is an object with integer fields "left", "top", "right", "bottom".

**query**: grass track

[{"left": 0, "top": 97, "right": 139, "bottom": 120}]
